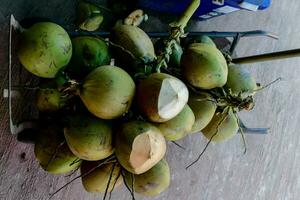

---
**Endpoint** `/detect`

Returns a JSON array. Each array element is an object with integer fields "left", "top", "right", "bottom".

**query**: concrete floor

[{"left": 1, "top": 1, "right": 300, "bottom": 200}]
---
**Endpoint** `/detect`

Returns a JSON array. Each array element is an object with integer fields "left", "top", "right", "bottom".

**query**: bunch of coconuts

[{"left": 16, "top": 3, "right": 259, "bottom": 199}]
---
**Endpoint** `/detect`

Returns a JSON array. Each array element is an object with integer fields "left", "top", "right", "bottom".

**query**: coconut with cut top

[
  {"left": 137, "top": 73, "right": 189, "bottom": 123},
  {"left": 115, "top": 121, "right": 166, "bottom": 174}
]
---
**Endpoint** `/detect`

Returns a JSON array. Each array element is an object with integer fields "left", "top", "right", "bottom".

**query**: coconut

[
  {"left": 81, "top": 161, "right": 123, "bottom": 193},
  {"left": 68, "top": 36, "right": 110, "bottom": 78},
  {"left": 202, "top": 107, "right": 239, "bottom": 142},
  {"left": 226, "top": 64, "right": 257, "bottom": 98},
  {"left": 181, "top": 43, "right": 228, "bottom": 89},
  {"left": 64, "top": 115, "right": 114, "bottom": 161},
  {"left": 155, "top": 105, "right": 195, "bottom": 141},
  {"left": 76, "top": 2, "right": 103, "bottom": 31},
  {"left": 18, "top": 22, "right": 72, "bottom": 78},
  {"left": 115, "top": 121, "right": 166, "bottom": 174},
  {"left": 188, "top": 92, "right": 217, "bottom": 134},
  {"left": 79, "top": 65, "right": 135, "bottom": 119},
  {"left": 36, "top": 88, "right": 66, "bottom": 112},
  {"left": 110, "top": 24, "right": 156, "bottom": 64},
  {"left": 137, "top": 73, "right": 189, "bottom": 123},
  {"left": 34, "top": 124, "right": 81, "bottom": 174},
  {"left": 124, "top": 159, "right": 170, "bottom": 196}
]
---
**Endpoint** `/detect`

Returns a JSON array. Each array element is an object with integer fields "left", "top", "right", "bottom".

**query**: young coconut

[
  {"left": 188, "top": 92, "right": 217, "bottom": 134},
  {"left": 68, "top": 36, "right": 111, "bottom": 78},
  {"left": 64, "top": 115, "right": 114, "bottom": 161},
  {"left": 226, "top": 64, "right": 258, "bottom": 98},
  {"left": 110, "top": 24, "right": 156, "bottom": 64},
  {"left": 124, "top": 159, "right": 170, "bottom": 196},
  {"left": 76, "top": 2, "right": 103, "bottom": 31},
  {"left": 155, "top": 105, "right": 195, "bottom": 141},
  {"left": 36, "top": 87, "right": 66, "bottom": 113},
  {"left": 18, "top": 22, "right": 72, "bottom": 78},
  {"left": 115, "top": 121, "right": 166, "bottom": 174},
  {"left": 34, "top": 124, "right": 82, "bottom": 174},
  {"left": 181, "top": 43, "right": 228, "bottom": 89},
  {"left": 202, "top": 107, "right": 239, "bottom": 142},
  {"left": 137, "top": 73, "right": 189, "bottom": 123},
  {"left": 78, "top": 65, "right": 135, "bottom": 119},
  {"left": 81, "top": 161, "right": 123, "bottom": 193}
]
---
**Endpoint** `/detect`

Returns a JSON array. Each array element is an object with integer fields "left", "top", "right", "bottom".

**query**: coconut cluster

[{"left": 17, "top": 4, "right": 259, "bottom": 199}]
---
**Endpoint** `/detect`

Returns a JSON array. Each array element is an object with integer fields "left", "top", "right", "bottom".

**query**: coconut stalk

[
  {"left": 232, "top": 48, "right": 300, "bottom": 64},
  {"left": 156, "top": 0, "right": 201, "bottom": 72}
]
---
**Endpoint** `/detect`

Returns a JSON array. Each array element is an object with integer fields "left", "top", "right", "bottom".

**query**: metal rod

[
  {"left": 239, "top": 120, "right": 269, "bottom": 135},
  {"left": 232, "top": 48, "right": 300, "bottom": 65},
  {"left": 229, "top": 33, "right": 241, "bottom": 55},
  {"left": 69, "top": 30, "right": 278, "bottom": 39}
]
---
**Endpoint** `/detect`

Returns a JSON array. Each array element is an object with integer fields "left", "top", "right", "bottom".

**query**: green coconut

[
  {"left": 188, "top": 92, "right": 217, "bottom": 134},
  {"left": 36, "top": 88, "right": 66, "bottom": 112},
  {"left": 76, "top": 2, "right": 104, "bottom": 31},
  {"left": 155, "top": 105, "right": 195, "bottom": 141},
  {"left": 81, "top": 161, "right": 123, "bottom": 193},
  {"left": 202, "top": 107, "right": 239, "bottom": 142},
  {"left": 64, "top": 115, "right": 114, "bottom": 161},
  {"left": 124, "top": 159, "right": 170, "bottom": 196},
  {"left": 111, "top": 24, "right": 156, "bottom": 64},
  {"left": 181, "top": 43, "right": 228, "bottom": 89},
  {"left": 18, "top": 22, "right": 72, "bottom": 78},
  {"left": 68, "top": 36, "right": 110, "bottom": 78},
  {"left": 115, "top": 121, "right": 166, "bottom": 174},
  {"left": 226, "top": 64, "right": 257, "bottom": 98},
  {"left": 34, "top": 124, "right": 82, "bottom": 174},
  {"left": 79, "top": 65, "right": 135, "bottom": 119},
  {"left": 137, "top": 73, "right": 189, "bottom": 123}
]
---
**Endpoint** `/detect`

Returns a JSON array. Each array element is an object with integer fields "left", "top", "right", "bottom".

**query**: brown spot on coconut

[
  {"left": 181, "top": 43, "right": 228, "bottom": 89},
  {"left": 115, "top": 121, "right": 166, "bottom": 174},
  {"left": 124, "top": 159, "right": 170, "bottom": 196},
  {"left": 79, "top": 65, "right": 135, "bottom": 119},
  {"left": 137, "top": 73, "right": 189, "bottom": 123},
  {"left": 64, "top": 115, "right": 114, "bottom": 161},
  {"left": 188, "top": 92, "right": 217, "bottom": 134},
  {"left": 155, "top": 105, "right": 195, "bottom": 141},
  {"left": 202, "top": 107, "right": 238, "bottom": 142},
  {"left": 81, "top": 161, "right": 123, "bottom": 193}
]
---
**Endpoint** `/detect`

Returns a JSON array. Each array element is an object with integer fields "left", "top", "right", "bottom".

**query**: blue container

[{"left": 138, "top": 0, "right": 271, "bottom": 20}]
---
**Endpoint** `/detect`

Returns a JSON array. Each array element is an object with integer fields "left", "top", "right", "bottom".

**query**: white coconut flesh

[
  {"left": 158, "top": 78, "right": 189, "bottom": 120},
  {"left": 129, "top": 131, "right": 166, "bottom": 174}
]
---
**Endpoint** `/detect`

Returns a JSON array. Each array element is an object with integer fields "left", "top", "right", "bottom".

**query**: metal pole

[{"left": 232, "top": 48, "right": 300, "bottom": 65}]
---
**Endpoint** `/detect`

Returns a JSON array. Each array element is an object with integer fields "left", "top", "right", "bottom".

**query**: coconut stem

[
  {"left": 171, "top": 141, "right": 186, "bottom": 150},
  {"left": 156, "top": 0, "right": 201, "bottom": 72},
  {"left": 121, "top": 170, "right": 136, "bottom": 200},
  {"left": 109, "top": 170, "right": 122, "bottom": 200},
  {"left": 234, "top": 113, "right": 247, "bottom": 154},
  {"left": 176, "top": 0, "right": 201, "bottom": 29},
  {"left": 64, "top": 165, "right": 80, "bottom": 178},
  {"left": 103, "top": 162, "right": 117, "bottom": 200}
]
